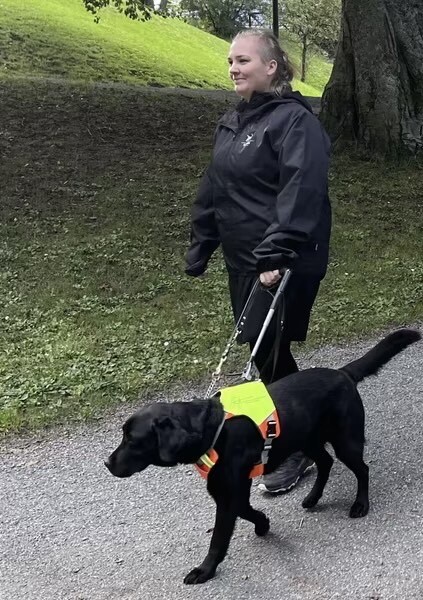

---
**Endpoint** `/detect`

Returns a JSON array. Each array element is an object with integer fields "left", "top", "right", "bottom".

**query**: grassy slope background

[
  {"left": 0, "top": 0, "right": 331, "bottom": 95},
  {"left": 0, "top": 1, "right": 422, "bottom": 433}
]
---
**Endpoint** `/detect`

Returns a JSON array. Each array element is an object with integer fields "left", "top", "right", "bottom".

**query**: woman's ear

[{"left": 267, "top": 59, "right": 277, "bottom": 76}]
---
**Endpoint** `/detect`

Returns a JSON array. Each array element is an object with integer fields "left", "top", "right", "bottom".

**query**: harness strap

[
  {"left": 196, "top": 382, "right": 281, "bottom": 480},
  {"left": 271, "top": 294, "right": 286, "bottom": 381},
  {"left": 261, "top": 417, "right": 278, "bottom": 466}
]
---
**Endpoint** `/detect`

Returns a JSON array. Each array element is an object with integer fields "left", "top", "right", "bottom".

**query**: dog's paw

[
  {"left": 183, "top": 567, "right": 215, "bottom": 585},
  {"left": 349, "top": 500, "right": 369, "bottom": 518},
  {"left": 302, "top": 493, "right": 319, "bottom": 509},
  {"left": 255, "top": 514, "right": 270, "bottom": 536}
]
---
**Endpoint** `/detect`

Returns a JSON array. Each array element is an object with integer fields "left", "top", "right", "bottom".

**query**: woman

[{"left": 185, "top": 29, "right": 331, "bottom": 493}]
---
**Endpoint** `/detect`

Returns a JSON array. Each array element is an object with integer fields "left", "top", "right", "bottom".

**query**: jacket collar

[
  {"left": 236, "top": 91, "right": 278, "bottom": 113},
  {"left": 218, "top": 90, "right": 313, "bottom": 131}
]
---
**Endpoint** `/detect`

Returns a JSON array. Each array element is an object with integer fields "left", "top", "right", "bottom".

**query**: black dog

[{"left": 105, "top": 328, "right": 420, "bottom": 584}]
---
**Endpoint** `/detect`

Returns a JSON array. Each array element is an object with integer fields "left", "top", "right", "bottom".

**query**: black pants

[
  {"left": 250, "top": 339, "right": 299, "bottom": 384},
  {"left": 228, "top": 272, "right": 321, "bottom": 384}
]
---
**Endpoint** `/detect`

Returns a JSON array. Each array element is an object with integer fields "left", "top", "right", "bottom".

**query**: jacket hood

[
  {"left": 276, "top": 91, "right": 314, "bottom": 113},
  {"left": 219, "top": 91, "right": 314, "bottom": 129},
  {"left": 238, "top": 91, "right": 314, "bottom": 113}
]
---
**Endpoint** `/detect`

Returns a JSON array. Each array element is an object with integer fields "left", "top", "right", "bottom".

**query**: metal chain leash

[
  {"left": 205, "top": 278, "right": 261, "bottom": 398},
  {"left": 205, "top": 327, "right": 240, "bottom": 398}
]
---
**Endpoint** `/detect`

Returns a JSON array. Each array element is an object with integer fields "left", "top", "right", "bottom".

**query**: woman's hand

[{"left": 259, "top": 270, "right": 282, "bottom": 287}]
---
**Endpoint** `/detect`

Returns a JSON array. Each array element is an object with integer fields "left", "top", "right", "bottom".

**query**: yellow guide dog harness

[{"left": 195, "top": 381, "right": 281, "bottom": 479}]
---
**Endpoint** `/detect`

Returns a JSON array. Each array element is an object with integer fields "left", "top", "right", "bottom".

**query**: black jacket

[{"left": 185, "top": 92, "right": 331, "bottom": 277}]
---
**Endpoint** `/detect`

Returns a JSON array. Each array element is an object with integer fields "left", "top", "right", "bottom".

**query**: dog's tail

[{"left": 340, "top": 328, "right": 421, "bottom": 384}]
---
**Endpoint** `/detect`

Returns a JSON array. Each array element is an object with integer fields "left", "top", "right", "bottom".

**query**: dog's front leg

[
  {"left": 237, "top": 478, "right": 270, "bottom": 536},
  {"left": 183, "top": 500, "right": 237, "bottom": 585}
]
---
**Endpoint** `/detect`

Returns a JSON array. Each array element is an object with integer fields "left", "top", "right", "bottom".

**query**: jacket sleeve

[
  {"left": 253, "top": 109, "right": 330, "bottom": 272},
  {"left": 185, "top": 167, "right": 220, "bottom": 277}
]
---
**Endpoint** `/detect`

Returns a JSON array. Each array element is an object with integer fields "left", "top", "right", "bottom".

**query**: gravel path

[{"left": 1, "top": 329, "right": 422, "bottom": 600}]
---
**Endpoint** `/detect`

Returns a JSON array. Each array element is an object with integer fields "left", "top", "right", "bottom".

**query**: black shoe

[{"left": 258, "top": 452, "right": 314, "bottom": 494}]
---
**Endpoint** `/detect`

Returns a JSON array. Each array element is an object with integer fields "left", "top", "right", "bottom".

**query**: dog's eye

[
  {"left": 122, "top": 432, "right": 131, "bottom": 444},
  {"left": 125, "top": 434, "right": 137, "bottom": 447}
]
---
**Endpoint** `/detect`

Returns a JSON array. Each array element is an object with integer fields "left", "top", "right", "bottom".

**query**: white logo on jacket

[{"left": 241, "top": 133, "right": 255, "bottom": 149}]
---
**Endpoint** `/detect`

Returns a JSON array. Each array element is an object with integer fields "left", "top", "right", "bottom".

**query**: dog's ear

[{"left": 152, "top": 416, "right": 203, "bottom": 464}]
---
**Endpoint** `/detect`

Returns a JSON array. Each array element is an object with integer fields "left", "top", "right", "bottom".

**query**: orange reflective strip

[
  {"left": 249, "top": 464, "right": 264, "bottom": 478},
  {"left": 194, "top": 464, "right": 209, "bottom": 479},
  {"left": 195, "top": 408, "right": 280, "bottom": 481},
  {"left": 195, "top": 448, "right": 220, "bottom": 479},
  {"left": 208, "top": 448, "right": 219, "bottom": 464},
  {"left": 258, "top": 410, "right": 281, "bottom": 439}
]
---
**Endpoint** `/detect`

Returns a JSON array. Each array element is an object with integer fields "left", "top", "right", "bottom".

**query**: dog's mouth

[
  {"left": 104, "top": 458, "right": 133, "bottom": 478},
  {"left": 104, "top": 456, "right": 150, "bottom": 478},
  {"left": 110, "top": 470, "right": 132, "bottom": 478}
]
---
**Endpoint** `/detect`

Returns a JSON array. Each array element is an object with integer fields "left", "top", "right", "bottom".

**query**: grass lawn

[
  {"left": 0, "top": 0, "right": 330, "bottom": 95},
  {"left": 0, "top": 77, "right": 422, "bottom": 434}
]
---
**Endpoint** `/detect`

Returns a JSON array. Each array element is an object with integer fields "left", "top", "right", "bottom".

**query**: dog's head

[{"left": 105, "top": 398, "right": 224, "bottom": 478}]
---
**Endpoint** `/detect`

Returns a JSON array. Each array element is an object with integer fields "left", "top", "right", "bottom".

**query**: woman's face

[{"left": 228, "top": 36, "right": 277, "bottom": 101}]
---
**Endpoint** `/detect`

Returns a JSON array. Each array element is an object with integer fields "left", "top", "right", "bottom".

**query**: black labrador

[{"left": 105, "top": 328, "right": 420, "bottom": 584}]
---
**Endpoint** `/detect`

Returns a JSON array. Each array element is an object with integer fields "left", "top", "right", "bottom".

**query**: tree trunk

[
  {"left": 159, "top": 0, "right": 168, "bottom": 11},
  {"left": 301, "top": 34, "right": 307, "bottom": 82},
  {"left": 320, "top": 0, "right": 423, "bottom": 156}
]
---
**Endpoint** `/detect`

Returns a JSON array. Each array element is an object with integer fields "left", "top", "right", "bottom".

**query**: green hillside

[
  {"left": 1, "top": 76, "right": 422, "bottom": 433},
  {"left": 1, "top": 0, "right": 332, "bottom": 95}
]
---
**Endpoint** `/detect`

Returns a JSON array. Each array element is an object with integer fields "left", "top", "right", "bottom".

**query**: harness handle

[{"left": 242, "top": 268, "right": 292, "bottom": 381}]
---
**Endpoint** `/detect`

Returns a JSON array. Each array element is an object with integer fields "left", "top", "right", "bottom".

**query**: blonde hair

[{"left": 232, "top": 29, "right": 294, "bottom": 96}]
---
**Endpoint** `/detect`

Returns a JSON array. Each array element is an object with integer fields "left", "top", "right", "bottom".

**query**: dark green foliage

[{"left": 83, "top": 0, "right": 154, "bottom": 22}]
